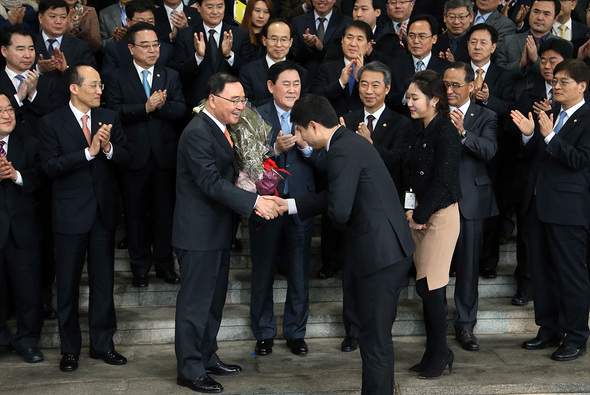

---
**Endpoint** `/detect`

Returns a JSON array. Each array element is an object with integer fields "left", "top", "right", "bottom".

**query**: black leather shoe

[
  {"left": 17, "top": 347, "right": 44, "bottom": 363},
  {"left": 340, "top": 337, "right": 358, "bottom": 352},
  {"left": 0, "top": 345, "right": 12, "bottom": 358},
  {"left": 480, "top": 268, "right": 497, "bottom": 279},
  {"left": 205, "top": 360, "right": 241, "bottom": 376},
  {"left": 177, "top": 375, "right": 223, "bottom": 393},
  {"left": 522, "top": 336, "right": 562, "bottom": 350},
  {"left": 117, "top": 237, "right": 128, "bottom": 250},
  {"left": 254, "top": 339, "right": 274, "bottom": 355},
  {"left": 43, "top": 304, "right": 58, "bottom": 320},
  {"left": 317, "top": 267, "right": 334, "bottom": 279},
  {"left": 286, "top": 338, "right": 308, "bottom": 355},
  {"left": 132, "top": 273, "right": 148, "bottom": 287},
  {"left": 511, "top": 292, "right": 533, "bottom": 306},
  {"left": 90, "top": 350, "right": 127, "bottom": 365},
  {"left": 59, "top": 353, "right": 78, "bottom": 372},
  {"left": 551, "top": 344, "right": 587, "bottom": 361},
  {"left": 455, "top": 331, "right": 480, "bottom": 351},
  {"left": 156, "top": 269, "right": 180, "bottom": 285}
]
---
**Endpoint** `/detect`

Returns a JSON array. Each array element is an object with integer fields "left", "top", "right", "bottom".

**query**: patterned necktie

[
  {"left": 208, "top": 29, "right": 218, "bottom": 67},
  {"left": 548, "top": 88, "right": 553, "bottom": 101},
  {"left": 558, "top": 24, "right": 568, "bottom": 39},
  {"left": 348, "top": 64, "right": 355, "bottom": 95},
  {"left": 0, "top": 140, "right": 6, "bottom": 158},
  {"left": 141, "top": 69, "right": 151, "bottom": 98},
  {"left": 415, "top": 60, "right": 425, "bottom": 72},
  {"left": 224, "top": 128, "right": 234, "bottom": 148},
  {"left": 47, "top": 38, "right": 57, "bottom": 57},
  {"left": 553, "top": 111, "right": 567, "bottom": 134},
  {"left": 366, "top": 114, "right": 375, "bottom": 134},
  {"left": 474, "top": 69, "right": 484, "bottom": 90},
  {"left": 317, "top": 17, "right": 326, "bottom": 43},
  {"left": 15, "top": 75, "right": 25, "bottom": 91},
  {"left": 81, "top": 114, "right": 91, "bottom": 146}
]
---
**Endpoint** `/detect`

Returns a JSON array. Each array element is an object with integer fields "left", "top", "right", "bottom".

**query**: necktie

[
  {"left": 394, "top": 22, "right": 400, "bottom": 33},
  {"left": 553, "top": 110, "right": 567, "bottom": 135},
  {"left": 474, "top": 69, "right": 484, "bottom": 90},
  {"left": 348, "top": 64, "right": 355, "bottom": 95},
  {"left": 47, "top": 38, "right": 57, "bottom": 57},
  {"left": 208, "top": 29, "right": 218, "bottom": 68},
  {"left": 120, "top": 4, "right": 127, "bottom": 26},
  {"left": 81, "top": 114, "right": 92, "bottom": 146},
  {"left": 449, "top": 37, "right": 458, "bottom": 54},
  {"left": 141, "top": 69, "right": 151, "bottom": 98},
  {"left": 224, "top": 127, "right": 234, "bottom": 148},
  {"left": 474, "top": 15, "right": 485, "bottom": 25},
  {"left": 548, "top": 88, "right": 553, "bottom": 101},
  {"left": 317, "top": 17, "right": 326, "bottom": 43},
  {"left": 0, "top": 140, "right": 6, "bottom": 158},
  {"left": 280, "top": 112, "right": 291, "bottom": 135},
  {"left": 366, "top": 114, "right": 375, "bottom": 134},
  {"left": 415, "top": 60, "right": 425, "bottom": 72},
  {"left": 15, "top": 75, "right": 25, "bottom": 91},
  {"left": 558, "top": 24, "right": 568, "bottom": 39},
  {"left": 533, "top": 36, "right": 542, "bottom": 48}
]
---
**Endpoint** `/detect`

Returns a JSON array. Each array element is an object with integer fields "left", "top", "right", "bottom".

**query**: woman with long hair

[
  {"left": 240, "top": 0, "right": 274, "bottom": 58},
  {"left": 403, "top": 69, "right": 462, "bottom": 379}
]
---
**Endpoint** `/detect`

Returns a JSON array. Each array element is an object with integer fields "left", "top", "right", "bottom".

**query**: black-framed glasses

[{"left": 213, "top": 94, "right": 248, "bottom": 106}]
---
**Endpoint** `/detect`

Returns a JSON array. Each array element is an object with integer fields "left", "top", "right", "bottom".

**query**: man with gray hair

[{"left": 434, "top": 0, "right": 474, "bottom": 62}]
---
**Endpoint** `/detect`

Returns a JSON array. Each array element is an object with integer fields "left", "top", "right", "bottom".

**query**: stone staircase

[{"left": 36, "top": 220, "right": 537, "bottom": 349}]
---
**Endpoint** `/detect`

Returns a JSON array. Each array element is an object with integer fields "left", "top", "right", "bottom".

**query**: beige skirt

[{"left": 412, "top": 203, "right": 460, "bottom": 291}]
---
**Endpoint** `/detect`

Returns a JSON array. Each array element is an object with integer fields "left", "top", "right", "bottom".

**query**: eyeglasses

[
  {"left": 445, "top": 13, "right": 471, "bottom": 22},
  {"left": 0, "top": 107, "right": 15, "bottom": 116},
  {"left": 130, "top": 18, "right": 156, "bottom": 24},
  {"left": 407, "top": 33, "right": 433, "bottom": 41},
  {"left": 265, "top": 37, "right": 291, "bottom": 45},
  {"left": 443, "top": 81, "right": 468, "bottom": 90},
  {"left": 133, "top": 42, "right": 161, "bottom": 50},
  {"left": 550, "top": 78, "right": 575, "bottom": 87},
  {"left": 80, "top": 83, "right": 104, "bottom": 90},
  {"left": 213, "top": 94, "right": 248, "bottom": 106},
  {"left": 387, "top": 0, "right": 412, "bottom": 5}
]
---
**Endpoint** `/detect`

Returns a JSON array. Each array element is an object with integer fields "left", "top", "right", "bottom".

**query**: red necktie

[
  {"left": 0, "top": 140, "right": 6, "bottom": 158},
  {"left": 81, "top": 115, "right": 91, "bottom": 146}
]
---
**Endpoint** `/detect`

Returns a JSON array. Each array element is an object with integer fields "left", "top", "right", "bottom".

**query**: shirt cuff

[
  {"left": 85, "top": 147, "right": 95, "bottom": 161},
  {"left": 14, "top": 170, "right": 23, "bottom": 186},
  {"left": 522, "top": 132, "right": 534, "bottom": 145},
  {"left": 287, "top": 198, "right": 297, "bottom": 214},
  {"left": 298, "top": 145, "right": 313, "bottom": 157},
  {"left": 195, "top": 53, "right": 203, "bottom": 65},
  {"left": 544, "top": 131, "right": 555, "bottom": 144},
  {"left": 254, "top": 195, "right": 259, "bottom": 209},
  {"left": 226, "top": 53, "right": 235, "bottom": 66},
  {"left": 302, "top": 3, "right": 310, "bottom": 12},
  {"left": 28, "top": 90, "right": 38, "bottom": 102},
  {"left": 339, "top": 79, "right": 346, "bottom": 89},
  {"left": 103, "top": 143, "right": 114, "bottom": 159},
  {"left": 13, "top": 94, "right": 23, "bottom": 107}
]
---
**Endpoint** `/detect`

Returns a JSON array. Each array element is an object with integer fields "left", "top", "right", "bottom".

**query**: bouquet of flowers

[{"left": 193, "top": 101, "right": 289, "bottom": 195}]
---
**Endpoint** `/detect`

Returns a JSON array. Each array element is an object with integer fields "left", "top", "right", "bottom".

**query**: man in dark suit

[
  {"left": 512, "top": 59, "right": 590, "bottom": 361},
  {"left": 172, "top": 0, "right": 256, "bottom": 112},
  {"left": 473, "top": 0, "right": 517, "bottom": 45},
  {"left": 173, "top": 73, "right": 281, "bottom": 393},
  {"left": 433, "top": 0, "right": 473, "bottom": 63},
  {"left": 249, "top": 61, "right": 322, "bottom": 357},
  {"left": 551, "top": 0, "right": 589, "bottom": 41},
  {"left": 154, "top": 0, "right": 200, "bottom": 43},
  {"left": 314, "top": 21, "right": 370, "bottom": 116},
  {"left": 101, "top": 0, "right": 175, "bottom": 75},
  {"left": 274, "top": 94, "right": 415, "bottom": 394},
  {"left": 384, "top": 0, "right": 414, "bottom": 43},
  {"left": 290, "top": 0, "right": 352, "bottom": 75},
  {"left": 443, "top": 63, "right": 498, "bottom": 352},
  {"left": 104, "top": 23, "right": 186, "bottom": 287},
  {"left": 340, "top": 61, "right": 411, "bottom": 354},
  {"left": 38, "top": 64, "right": 131, "bottom": 372},
  {"left": 0, "top": 94, "right": 45, "bottom": 364}
]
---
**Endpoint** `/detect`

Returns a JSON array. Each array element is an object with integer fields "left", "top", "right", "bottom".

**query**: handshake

[{"left": 254, "top": 195, "right": 289, "bottom": 220}]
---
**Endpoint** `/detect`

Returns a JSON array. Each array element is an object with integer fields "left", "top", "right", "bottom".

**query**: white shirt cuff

[
  {"left": 544, "top": 131, "right": 555, "bottom": 144},
  {"left": 85, "top": 147, "right": 95, "bottom": 161},
  {"left": 103, "top": 143, "right": 114, "bottom": 159},
  {"left": 298, "top": 145, "right": 313, "bottom": 157},
  {"left": 14, "top": 170, "right": 23, "bottom": 186},
  {"left": 287, "top": 198, "right": 297, "bottom": 214},
  {"left": 522, "top": 132, "right": 534, "bottom": 145}
]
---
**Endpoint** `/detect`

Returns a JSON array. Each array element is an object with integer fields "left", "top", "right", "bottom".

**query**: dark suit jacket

[
  {"left": 172, "top": 111, "right": 258, "bottom": 251},
  {"left": 154, "top": 3, "right": 201, "bottom": 44},
  {"left": 38, "top": 106, "right": 131, "bottom": 234},
  {"left": 0, "top": 129, "right": 44, "bottom": 249},
  {"left": 313, "top": 58, "right": 362, "bottom": 117},
  {"left": 457, "top": 102, "right": 499, "bottom": 220},
  {"left": 433, "top": 32, "right": 470, "bottom": 63},
  {"left": 34, "top": 33, "right": 97, "bottom": 73},
  {"left": 0, "top": 71, "right": 64, "bottom": 138},
  {"left": 101, "top": 38, "right": 175, "bottom": 76},
  {"left": 173, "top": 23, "right": 256, "bottom": 109},
  {"left": 520, "top": 104, "right": 590, "bottom": 226},
  {"left": 516, "top": 77, "right": 554, "bottom": 114},
  {"left": 572, "top": 20, "right": 589, "bottom": 42},
  {"left": 478, "top": 63, "right": 516, "bottom": 119},
  {"left": 295, "top": 126, "right": 415, "bottom": 278},
  {"left": 104, "top": 65, "right": 187, "bottom": 170},
  {"left": 342, "top": 106, "right": 412, "bottom": 189}
]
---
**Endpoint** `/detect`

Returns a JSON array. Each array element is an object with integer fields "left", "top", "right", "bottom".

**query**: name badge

[{"left": 404, "top": 190, "right": 416, "bottom": 210}]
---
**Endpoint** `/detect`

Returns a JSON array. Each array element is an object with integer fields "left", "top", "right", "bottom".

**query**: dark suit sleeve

[
  {"left": 16, "top": 137, "right": 45, "bottom": 194},
  {"left": 313, "top": 64, "right": 345, "bottom": 99},
  {"left": 325, "top": 142, "right": 361, "bottom": 228},
  {"left": 373, "top": 117, "right": 412, "bottom": 171},
  {"left": 294, "top": 190, "right": 329, "bottom": 219},
  {"left": 104, "top": 72, "right": 149, "bottom": 122},
  {"left": 173, "top": 29, "right": 202, "bottom": 83},
  {"left": 101, "top": 43, "right": 118, "bottom": 76},
  {"left": 39, "top": 116, "right": 89, "bottom": 178},
  {"left": 545, "top": 128, "right": 590, "bottom": 171},
  {"left": 463, "top": 111, "right": 498, "bottom": 162},
  {"left": 108, "top": 114, "right": 132, "bottom": 167},
  {"left": 153, "top": 71, "right": 187, "bottom": 121},
  {"left": 239, "top": 65, "right": 256, "bottom": 103}
]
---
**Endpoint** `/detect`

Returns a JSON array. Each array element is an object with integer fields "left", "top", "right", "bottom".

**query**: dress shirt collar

[
  {"left": 552, "top": 18, "right": 572, "bottom": 37},
  {"left": 364, "top": 104, "right": 386, "bottom": 124},
  {"left": 203, "top": 22, "right": 223, "bottom": 44},
  {"left": 265, "top": 54, "right": 285, "bottom": 69},
  {"left": 392, "top": 18, "right": 409, "bottom": 32},
  {"left": 545, "top": 81, "right": 553, "bottom": 99},
  {"left": 314, "top": 10, "right": 332, "bottom": 26},
  {"left": 560, "top": 99, "right": 585, "bottom": 120},
  {"left": 412, "top": 51, "right": 432, "bottom": 67},
  {"left": 133, "top": 61, "right": 154, "bottom": 84},
  {"left": 274, "top": 101, "right": 291, "bottom": 128},
  {"left": 5, "top": 66, "right": 27, "bottom": 84},
  {"left": 164, "top": 2, "right": 184, "bottom": 17},
  {"left": 450, "top": 100, "right": 471, "bottom": 118},
  {"left": 69, "top": 100, "right": 91, "bottom": 128},
  {"left": 474, "top": 10, "right": 493, "bottom": 22},
  {"left": 42, "top": 30, "right": 63, "bottom": 47},
  {"left": 470, "top": 60, "right": 490, "bottom": 76},
  {"left": 202, "top": 108, "right": 227, "bottom": 133}
]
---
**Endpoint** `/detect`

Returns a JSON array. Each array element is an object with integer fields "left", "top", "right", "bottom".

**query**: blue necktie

[
  {"left": 280, "top": 112, "right": 291, "bottom": 194},
  {"left": 553, "top": 110, "right": 567, "bottom": 135},
  {"left": 15, "top": 75, "right": 25, "bottom": 91},
  {"left": 474, "top": 15, "right": 485, "bottom": 25},
  {"left": 348, "top": 64, "right": 355, "bottom": 95},
  {"left": 142, "top": 70, "right": 151, "bottom": 98},
  {"left": 415, "top": 60, "right": 425, "bottom": 72}
]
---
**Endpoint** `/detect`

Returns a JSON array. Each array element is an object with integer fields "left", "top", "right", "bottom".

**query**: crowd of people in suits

[{"left": 1, "top": 0, "right": 590, "bottom": 392}]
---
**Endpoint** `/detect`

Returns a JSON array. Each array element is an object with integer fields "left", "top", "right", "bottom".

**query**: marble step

[{"left": 35, "top": 298, "right": 538, "bottom": 349}]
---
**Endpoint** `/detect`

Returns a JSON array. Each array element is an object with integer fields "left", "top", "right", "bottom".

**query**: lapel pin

[
  {"left": 157, "top": 74, "right": 161, "bottom": 77},
  {"left": 470, "top": 113, "right": 474, "bottom": 116},
  {"left": 98, "top": 122, "right": 102, "bottom": 126},
  {"left": 383, "top": 123, "right": 387, "bottom": 127},
  {"left": 574, "top": 119, "right": 578, "bottom": 123}
]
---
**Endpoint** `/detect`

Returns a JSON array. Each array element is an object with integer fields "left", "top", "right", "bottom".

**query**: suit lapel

[
  {"left": 5, "top": 131, "right": 22, "bottom": 165},
  {"left": 323, "top": 13, "right": 341, "bottom": 45},
  {"left": 462, "top": 103, "right": 479, "bottom": 130},
  {"left": 151, "top": 66, "right": 165, "bottom": 93},
  {"left": 65, "top": 108, "right": 90, "bottom": 148},
  {"left": 127, "top": 68, "right": 147, "bottom": 98},
  {"left": 0, "top": 72, "right": 16, "bottom": 95},
  {"left": 371, "top": 108, "right": 391, "bottom": 143},
  {"left": 555, "top": 105, "right": 588, "bottom": 140},
  {"left": 201, "top": 112, "right": 235, "bottom": 159}
]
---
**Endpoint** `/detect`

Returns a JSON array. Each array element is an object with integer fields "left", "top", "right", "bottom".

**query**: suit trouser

[
  {"left": 342, "top": 262, "right": 360, "bottom": 339},
  {"left": 524, "top": 198, "right": 590, "bottom": 348},
  {"left": 249, "top": 214, "right": 313, "bottom": 340},
  {"left": 120, "top": 158, "right": 175, "bottom": 275},
  {"left": 0, "top": 228, "right": 42, "bottom": 352},
  {"left": 175, "top": 248, "right": 229, "bottom": 380},
  {"left": 356, "top": 257, "right": 412, "bottom": 395},
  {"left": 54, "top": 212, "right": 117, "bottom": 355},
  {"left": 452, "top": 215, "right": 485, "bottom": 333}
]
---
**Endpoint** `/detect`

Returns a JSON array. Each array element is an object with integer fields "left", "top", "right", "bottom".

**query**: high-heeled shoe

[
  {"left": 418, "top": 349, "right": 454, "bottom": 379},
  {"left": 409, "top": 350, "right": 432, "bottom": 372}
]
